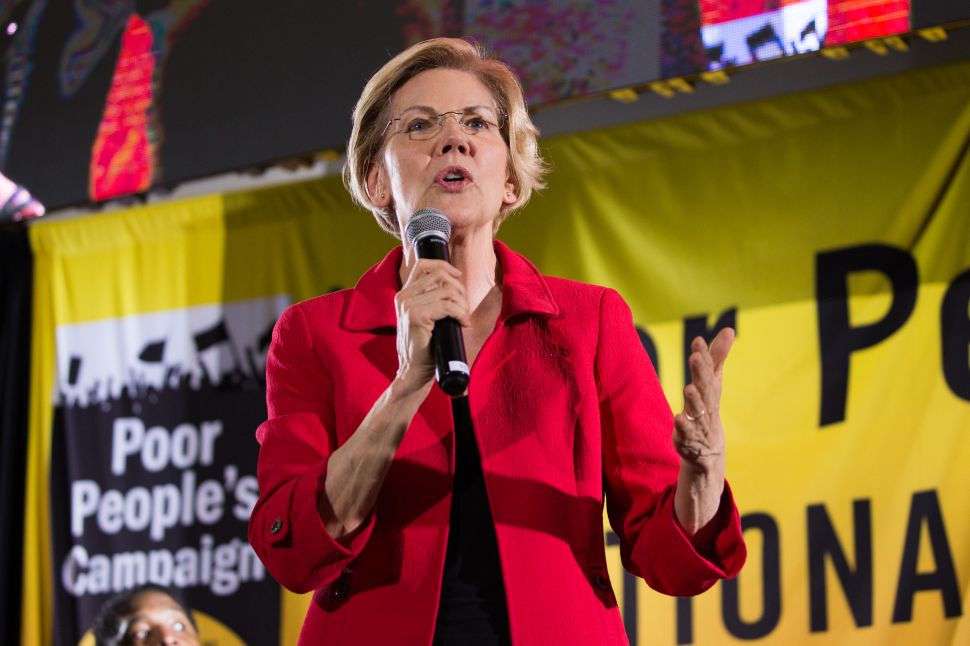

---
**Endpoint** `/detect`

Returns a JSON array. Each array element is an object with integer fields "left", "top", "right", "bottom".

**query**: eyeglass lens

[{"left": 389, "top": 106, "right": 504, "bottom": 140}]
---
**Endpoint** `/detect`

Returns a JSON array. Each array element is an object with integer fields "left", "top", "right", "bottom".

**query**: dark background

[{"left": 0, "top": 0, "right": 967, "bottom": 211}]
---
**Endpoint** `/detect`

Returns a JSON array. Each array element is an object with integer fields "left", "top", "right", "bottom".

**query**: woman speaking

[{"left": 249, "top": 37, "right": 745, "bottom": 645}]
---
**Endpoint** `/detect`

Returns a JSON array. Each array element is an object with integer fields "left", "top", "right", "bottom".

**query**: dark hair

[{"left": 91, "top": 584, "right": 197, "bottom": 646}]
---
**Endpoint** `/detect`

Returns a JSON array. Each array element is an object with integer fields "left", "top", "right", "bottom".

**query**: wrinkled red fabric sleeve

[
  {"left": 248, "top": 304, "right": 375, "bottom": 593},
  {"left": 597, "top": 288, "right": 746, "bottom": 596}
]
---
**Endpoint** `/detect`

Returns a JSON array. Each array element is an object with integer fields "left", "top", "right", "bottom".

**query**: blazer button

[
  {"left": 333, "top": 579, "right": 350, "bottom": 598},
  {"left": 270, "top": 518, "right": 283, "bottom": 535},
  {"left": 594, "top": 574, "right": 610, "bottom": 591}
]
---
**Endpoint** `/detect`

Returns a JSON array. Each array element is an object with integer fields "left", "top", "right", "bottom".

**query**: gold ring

[{"left": 685, "top": 408, "right": 705, "bottom": 422}]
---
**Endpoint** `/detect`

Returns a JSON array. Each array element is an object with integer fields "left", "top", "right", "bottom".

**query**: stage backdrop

[
  {"left": 23, "top": 58, "right": 970, "bottom": 645},
  {"left": 4, "top": 0, "right": 966, "bottom": 210}
]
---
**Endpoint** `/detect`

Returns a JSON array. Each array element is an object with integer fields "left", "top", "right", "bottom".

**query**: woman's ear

[
  {"left": 503, "top": 177, "right": 517, "bottom": 206},
  {"left": 366, "top": 164, "right": 390, "bottom": 208}
]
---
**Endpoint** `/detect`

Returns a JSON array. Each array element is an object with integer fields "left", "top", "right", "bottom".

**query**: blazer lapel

[
  {"left": 494, "top": 241, "right": 560, "bottom": 323},
  {"left": 340, "top": 245, "right": 454, "bottom": 454},
  {"left": 341, "top": 246, "right": 402, "bottom": 333}
]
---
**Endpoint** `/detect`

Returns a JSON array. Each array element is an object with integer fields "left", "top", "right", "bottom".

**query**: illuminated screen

[
  {"left": 664, "top": 0, "right": 914, "bottom": 76},
  {"left": 0, "top": 0, "right": 961, "bottom": 209}
]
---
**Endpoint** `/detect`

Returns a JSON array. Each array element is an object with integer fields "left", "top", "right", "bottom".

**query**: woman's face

[{"left": 369, "top": 68, "right": 517, "bottom": 237}]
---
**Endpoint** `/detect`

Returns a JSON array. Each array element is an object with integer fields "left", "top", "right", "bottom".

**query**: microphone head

[{"left": 405, "top": 208, "right": 451, "bottom": 247}]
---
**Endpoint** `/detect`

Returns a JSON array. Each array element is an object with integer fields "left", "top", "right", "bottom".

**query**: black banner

[{"left": 49, "top": 298, "right": 285, "bottom": 644}]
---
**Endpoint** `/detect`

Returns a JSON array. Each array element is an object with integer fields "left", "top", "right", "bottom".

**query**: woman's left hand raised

[
  {"left": 672, "top": 328, "right": 734, "bottom": 533},
  {"left": 673, "top": 328, "right": 734, "bottom": 470}
]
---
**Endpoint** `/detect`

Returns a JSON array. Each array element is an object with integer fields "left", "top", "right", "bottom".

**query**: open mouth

[{"left": 435, "top": 167, "right": 473, "bottom": 191}]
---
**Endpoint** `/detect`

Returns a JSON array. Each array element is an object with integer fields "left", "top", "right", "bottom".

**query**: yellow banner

[
  {"left": 24, "top": 58, "right": 970, "bottom": 645},
  {"left": 505, "top": 59, "right": 970, "bottom": 645}
]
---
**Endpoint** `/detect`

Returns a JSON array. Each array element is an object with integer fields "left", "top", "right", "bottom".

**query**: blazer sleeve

[
  {"left": 248, "top": 303, "right": 375, "bottom": 593},
  {"left": 597, "top": 288, "right": 746, "bottom": 596}
]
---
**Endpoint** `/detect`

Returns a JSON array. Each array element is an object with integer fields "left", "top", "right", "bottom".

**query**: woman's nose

[
  {"left": 437, "top": 117, "right": 469, "bottom": 155},
  {"left": 439, "top": 139, "right": 468, "bottom": 155}
]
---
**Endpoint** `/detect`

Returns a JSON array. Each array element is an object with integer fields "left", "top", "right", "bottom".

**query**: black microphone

[{"left": 405, "top": 208, "right": 470, "bottom": 396}]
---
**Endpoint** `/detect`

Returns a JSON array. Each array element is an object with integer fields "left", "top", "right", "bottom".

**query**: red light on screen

[
  {"left": 826, "top": 0, "right": 910, "bottom": 46},
  {"left": 701, "top": 0, "right": 809, "bottom": 25},
  {"left": 89, "top": 13, "right": 156, "bottom": 202},
  {"left": 697, "top": 0, "right": 910, "bottom": 71}
]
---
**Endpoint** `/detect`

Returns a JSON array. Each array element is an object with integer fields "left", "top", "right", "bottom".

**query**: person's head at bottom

[{"left": 91, "top": 584, "right": 200, "bottom": 646}]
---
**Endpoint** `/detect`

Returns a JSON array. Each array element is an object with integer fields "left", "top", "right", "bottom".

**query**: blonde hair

[{"left": 343, "top": 38, "right": 547, "bottom": 237}]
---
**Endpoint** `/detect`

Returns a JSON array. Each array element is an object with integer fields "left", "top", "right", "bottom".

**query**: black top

[{"left": 432, "top": 396, "right": 511, "bottom": 646}]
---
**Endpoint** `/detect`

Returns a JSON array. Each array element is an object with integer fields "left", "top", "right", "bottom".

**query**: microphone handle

[{"left": 415, "top": 236, "right": 470, "bottom": 396}]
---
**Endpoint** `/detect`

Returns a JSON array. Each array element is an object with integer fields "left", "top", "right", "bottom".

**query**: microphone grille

[{"left": 405, "top": 208, "right": 451, "bottom": 246}]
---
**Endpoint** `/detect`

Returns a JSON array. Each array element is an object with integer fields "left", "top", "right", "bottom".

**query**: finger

[
  {"left": 412, "top": 258, "right": 461, "bottom": 273},
  {"left": 413, "top": 273, "right": 466, "bottom": 300},
  {"left": 441, "top": 301, "right": 472, "bottom": 327},
  {"left": 686, "top": 348, "right": 717, "bottom": 402},
  {"left": 690, "top": 335, "right": 709, "bottom": 355},
  {"left": 433, "top": 271, "right": 468, "bottom": 299},
  {"left": 408, "top": 289, "right": 466, "bottom": 316},
  {"left": 406, "top": 259, "right": 461, "bottom": 284},
  {"left": 690, "top": 336, "right": 714, "bottom": 372},
  {"left": 402, "top": 274, "right": 468, "bottom": 311},
  {"left": 682, "top": 383, "right": 707, "bottom": 421},
  {"left": 672, "top": 415, "right": 690, "bottom": 444},
  {"left": 408, "top": 291, "right": 471, "bottom": 327},
  {"left": 709, "top": 327, "right": 735, "bottom": 376},
  {"left": 405, "top": 265, "right": 465, "bottom": 293}
]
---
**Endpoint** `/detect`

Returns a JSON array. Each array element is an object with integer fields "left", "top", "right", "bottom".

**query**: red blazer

[{"left": 249, "top": 241, "right": 745, "bottom": 645}]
